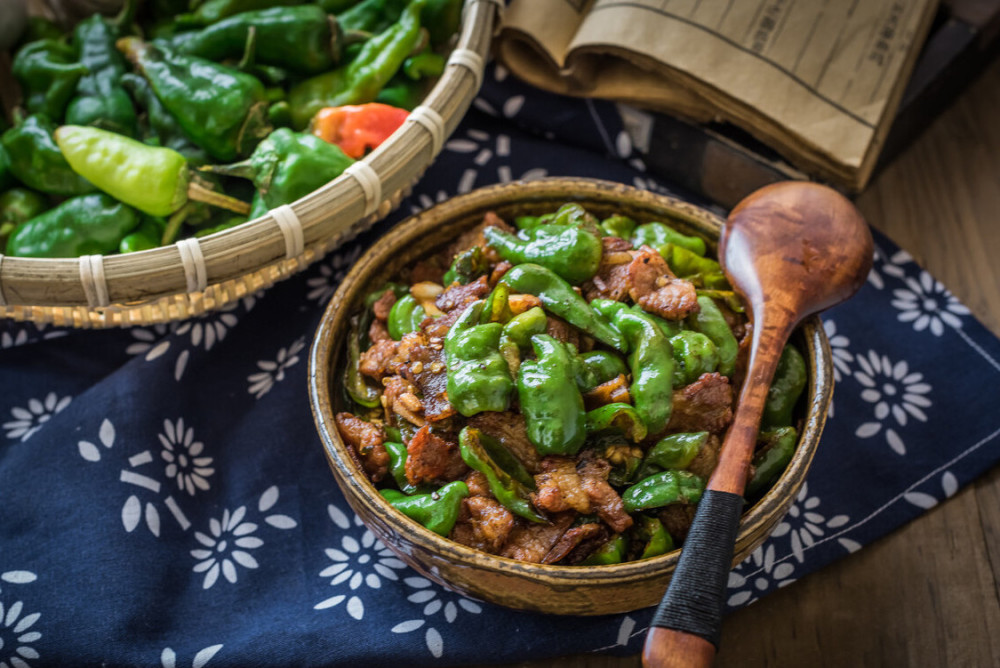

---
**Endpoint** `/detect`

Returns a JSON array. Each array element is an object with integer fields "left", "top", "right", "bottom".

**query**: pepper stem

[
  {"left": 238, "top": 26, "right": 258, "bottom": 71},
  {"left": 186, "top": 181, "right": 252, "bottom": 215},
  {"left": 161, "top": 204, "right": 192, "bottom": 245}
]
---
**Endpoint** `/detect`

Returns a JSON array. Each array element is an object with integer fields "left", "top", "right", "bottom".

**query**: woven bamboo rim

[{"left": 0, "top": 0, "right": 499, "bottom": 328}]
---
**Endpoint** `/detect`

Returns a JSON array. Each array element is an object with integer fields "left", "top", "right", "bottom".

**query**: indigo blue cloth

[{"left": 2, "top": 64, "right": 1000, "bottom": 668}]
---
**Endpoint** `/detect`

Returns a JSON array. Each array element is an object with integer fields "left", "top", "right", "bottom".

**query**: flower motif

[
  {"left": 409, "top": 190, "right": 451, "bottom": 215},
  {"left": 727, "top": 543, "right": 797, "bottom": 608},
  {"left": 890, "top": 271, "right": 970, "bottom": 336},
  {"left": 391, "top": 577, "right": 483, "bottom": 658},
  {"left": 314, "top": 504, "right": 408, "bottom": 620},
  {"left": 0, "top": 598, "right": 43, "bottom": 668},
  {"left": 160, "top": 645, "right": 223, "bottom": 668},
  {"left": 0, "top": 324, "right": 66, "bottom": 350},
  {"left": 306, "top": 245, "right": 362, "bottom": 304},
  {"left": 905, "top": 470, "right": 959, "bottom": 510},
  {"left": 3, "top": 392, "right": 72, "bottom": 442},
  {"left": 445, "top": 129, "right": 547, "bottom": 193},
  {"left": 852, "top": 351, "right": 932, "bottom": 455},
  {"left": 247, "top": 338, "right": 305, "bottom": 399},
  {"left": 768, "top": 482, "right": 849, "bottom": 563},
  {"left": 823, "top": 318, "right": 854, "bottom": 382},
  {"left": 159, "top": 418, "right": 214, "bottom": 496}
]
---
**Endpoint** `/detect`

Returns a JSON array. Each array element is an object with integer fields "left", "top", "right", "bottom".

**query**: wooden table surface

[{"left": 486, "top": 56, "right": 1000, "bottom": 668}]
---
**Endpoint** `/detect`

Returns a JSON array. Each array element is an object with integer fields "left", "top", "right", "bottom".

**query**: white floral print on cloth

[
  {"left": 159, "top": 645, "right": 223, "bottom": 668},
  {"left": 851, "top": 351, "right": 932, "bottom": 456},
  {"left": 3, "top": 393, "right": 71, "bottom": 443},
  {"left": 391, "top": 577, "right": 483, "bottom": 659},
  {"left": 445, "top": 129, "right": 548, "bottom": 194},
  {"left": 247, "top": 337, "right": 305, "bottom": 399},
  {"left": 0, "top": 571, "right": 42, "bottom": 668},
  {"left": 305, "top": 245, "right": 362, "bottom": 305}
]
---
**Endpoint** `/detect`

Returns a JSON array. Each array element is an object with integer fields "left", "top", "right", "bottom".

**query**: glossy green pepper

[
  {"left": 337, "top": 0, "right": 409, "bottom": 34},
  {"left": 5, "top": 193, "right": 139, "bottom": 258},
  {"left": 203, "top": 128, "right": 354, "bottom": 211},
  {"left": 635, "top": 431, "right": 708, "bottom": 480},
  {"left": 374, "top": 72, "right": 426, "bottom": 111},
  {"left": 669, "top": 330, "right": 719, "bottom": 386},
  {"left": 517, "top": 334, "right": 587, "bottom": 456},
  {"left": 622, "top": 470, "right": 705, "bottom": 513},
  {"left": 632, "top": 221, "right": 706, "bottom": 257},
  {"left": 120, "top": 73, "right": 210, "bottom": 166},
  {"left": 498, "top": 306, "right": 547, "bottom": 374},
  {"left": 548, "top": 202, "right": 602, "bottom": 234},
  {"left": 387, "top": 294, "right": 426, "bottom": 339},
  {"left": 12, "top": 40, "right": 89, "bottom": 121},
  {"left": 0, "top": 189, "right": 47, "bottom": 246},
  {"left": 381, "top": 480, "right": 468, "bottom": 536},
  {"left": 763, "top": 345, "right": 807, "bottom": 429},
  {"left": 459, "top": 427, "right": 545, "bottom": 523},
  {"left": 579, "top": 534, "right": 627, "bottom": 565},
  {"left": 746, "top": 427, "right": 797, "bottom": 496},
  {"left": 585, "top": 403, "right": 647, "bottom": 443},
  {"left": 403, "top": 48, "right": 445, "bottom": 80},
  {"left": 600, "top": 214, "right": 636, "bottom": 239},
  {"left": 66, "top": 5, "right": 138, "bottom": 137},
  {"left": 15, "top": 17, "right": 64, "bottom": 47},
  {"left": 686, "top": 295, "right": 739, "bottom": 377},
  {"left": 478, "top": 430, "right": 536, "bottom": 489},
  {"left": 318, "top": 0, "right": 361, "bottom": 12},
  {"left": 598, "top": 306, "right": 675, "bottom": 435},
  {"left": 119, "top": 216, "right": 166, "bottom": 254},
  {"left": 421, "top": 0, "right": 463, "bottom": 47},
  {"left": 479, "top": 282, "right": 513, "bottom": 325},
  {"left": 442, "top": 245, "right": 487, "bottom": 286},
  {"left": 513, "top": 213, "right": 553, "bottom": 231},
  {"left": 500, "top": 263, "right": 625, "bottom": 351},
  {"left": 175, "top": 0, "right": 305, "bottom": 27},
  {"left": 345, "top": 314, "right": 381, "bottom": 408},
  {"left": 384, "top": 440, "right": 430, "bottom": 495},
  {"left": 118, "top": 38, "right": 272, "bottom": 162},
  {"left": 484, "top": 223, "right": 603, "bottom": 285},
  {"left": 1, "top": 115, "right": 95, "bottom": 196},
  {"left": 666, "top": 245, "right": 729, "bottom": 289},
  {"left": 635, "top": 515, "right": 673, "bottom": 559},
  {"left": 574, "top": 350, "right": 628, "bottom": 392},
  {"left": 443, "top": 301, "right": 514, "bottom": 416},
  {"left": 288, "top": 0, "right": 426, "bottom": 129},
  {"left": 171, "top": 6, "right": 344, "bottom": 74},
  {"left": 591, "top": 298, "right": 681, "bottom": 339}
]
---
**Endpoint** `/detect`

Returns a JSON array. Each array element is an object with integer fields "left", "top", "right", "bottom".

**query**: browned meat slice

[
  {"left": 359, "top": 338, "right": 400, "bottom": 380},
  {"left": 463, "top": 470, "right": 493, "bottom": 498},
  {"left": 659, "top": 504, "right": 696, "bottom": 543},
  {"left": 578, "top": 456, "right": 633, "bottom": 533},
  {"left": 420, "top": 309, "right": 461, "bottom": 341},
  {"left": 450, "top": 496, "right": 516, "bottom": 554},
  {"left": 532, "top": 456, "right": 591, "bottom": 514},
  {"left": 449, "top": 211, "right": 516, "bottom": 262},
  {"left": 396, "top": 334, "right": 454, "bottom": 422},
  {"left": 409, "top": 257, "right": 447, "bottom": 285},
  {"left": 382, "top": 375, "right": 424, "bottom": 426},
  {"left": 686, "top": 433, "right": 722, "bottom": 479},
  {"left": 334, "top": 412, "right": 389, "bottom": 483},
  {"left": 627, "top": 245, "right": 699, "bottom": 320},
  {"left": 405, "top": 425, "right": 467, "bottom": 485},
  {"left": 582, "top": 374, "right": 631, "bottom": 410},
  {"left": 667, "top": 372, "right": 734, "bottom": 434},
  {"left": 545, "top": 316, "right": 581, "bottom": 349},
  {"left": 501, "top": 512, "right": 575, "bottom": 563},
  {"left": 542, "top": 522, "right": 605, "bottom": 564},
  {"left": 469, "top": 412, "right": 541, "bottom": 473},
  {"left": 489, "top": 260, "right": 513, "bottom": 287},
  {"left": 367, "top": 318, "right": 391, "bottom": 345},
  {"left": 371, "top": 288, "right": 397, "bottom": 321},
  {"left": 435, "top": 275, "right": 490, "bottom": 313},
  {"left": 603, "top": 236, "right": 633, "bottom": 253},
  {"left": 582, "top": 244, "right": 633, "bottom": 302}
]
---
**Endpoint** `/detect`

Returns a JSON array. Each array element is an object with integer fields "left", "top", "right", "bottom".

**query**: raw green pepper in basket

[
  {"left": 5, "top": 193, "right": 139, "bottom": 258},
  {"left": 0, "top": 188, "right": 47, "bottom": 246},
  {"left": 117, "top": 38, "right": 273, "bottom": 162},
  {"left": 288, "top": 0, "right": 426, "bottom": 129},
  {"left": 517, "top": 334, "right": 587, "bottom": 456},
  {"left": 11, "top": 40, "right": 89, "bottom": 121},
  {"left": 443, "top": 300, "right": 514, "bottom": 416},
  {"left": 484, "top": 223, "right": 603, "bottom": 285},
  {"left": 120, "top": 73, "right": 210, "bottom": 166},
  {"left": 1, "top": 114, "right": 95, "bottom": 197},
  {"left": 381, "top": 480, "right": 468, "bottom": 536},
  {"left": 174, "top": 0, "right": 305, "bottom": 28}
]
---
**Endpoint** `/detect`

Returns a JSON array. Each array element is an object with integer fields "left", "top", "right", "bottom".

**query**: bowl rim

[{"left": 308, "top": 176, "right": 832, "bottom": 588}]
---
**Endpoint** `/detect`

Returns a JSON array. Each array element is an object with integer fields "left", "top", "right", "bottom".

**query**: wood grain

[{"left": 475, "top": 54, "right": 1000, "bottom": 668}]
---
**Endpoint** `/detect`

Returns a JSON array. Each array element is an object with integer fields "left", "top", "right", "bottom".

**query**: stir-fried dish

[{"left": 335, "top": 203, "right": 807, "bottom": 565}]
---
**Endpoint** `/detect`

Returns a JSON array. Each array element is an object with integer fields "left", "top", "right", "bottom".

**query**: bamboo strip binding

[{"left": 0, "top": 0, "right": 498, "bottom": 328}]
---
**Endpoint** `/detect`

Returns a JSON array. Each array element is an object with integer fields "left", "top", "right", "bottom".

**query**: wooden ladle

[{"left": 642, "top": 181, "right": 873, "bottom": 667}]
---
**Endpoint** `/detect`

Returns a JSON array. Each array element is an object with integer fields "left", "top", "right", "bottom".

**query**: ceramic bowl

[{"left": 308, "top": 177, "right": 832, "bottom": 615}]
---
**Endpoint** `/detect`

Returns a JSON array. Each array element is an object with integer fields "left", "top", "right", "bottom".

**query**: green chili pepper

[
  {"left": 403, "top": 49, "right": 445, "bottom": 80},
  {"left": 484, "top": 223, "right": 603, "bottom": 285},
  {"left": 635, "top": 431, "right": 708, "bottom": 481},
  {"left": 513, "top": 214, "right": 553, "bottom": 231},
  {"left": 686, "top": 295, "right": 738, "bottom": 377},
  {"left": 745, "top": 427, "right": 797, "bottom": 496},
  {"left": 622, "top": 470, "right": 705, "bottom": 513},
  {"left": 478, "top": 430, "right": 536, "bottom": 489},
  {"left": 762, "top": 345, "right": 807, "bottom": 429},
  {"left": 479, "top": 282, "right": 513, "bottom": 325},
  {"left": 345, "top": 314, "right": 381, "bottom": 408},
  {"left": 459, "top": 427, "right": 545, "bottom": 523},
  {"left": 421, "top": 0, "right": 463, "bottom": 47},
  {"left": 337, "top": 0, "right": 409, "bottom": 34},
  {"left": 319, "top": 0, "right": 361, "bottom": 12},
  {"left": 669, "top": 330, "right": 719, "bottom": 386},
  {"left": 603, "top": 308, "right": 675, "bottom": 435},
  {"left": 12, "top": 40, "right": 89, "bottom": 121},
  {"left": 374, "top": 72, "right": 426, "bottom": 110},
  {"left": 591, "top": 298, "right": 681, "bottom": 340},
  {"left": 1, "top": 115, "right": 95, "bottom": 196},
  {"left": 442, "top": 245, "right": 487, "bottom": 286},
  {"left": 579, "top": 534, "right": 627, "bottom": 565},
  {"left": 666, "top": 245, "right": 729, "bottom": 289},
  {"left": 175, "top": 0, "right": 305, "bottom": 27},
  {"left": 381, "top": 480, "right": 469, "bottom": 536},
  {"left": 172, "top": 6, "right": 343, "bottom": 74},
  {"left": 548, "top": 202, "right": 602, "bottom": 234},
  {"left": 287, "top": 0, "right": 426, "bottom": 129},
  {"left": 387, "top": 294, "right": 426, "bottom": 340},
  {"left": 120, "top": 73, "right": 210, "bottom": 166},
  {"left": 66, "top": 5, "right": 139, "bottom": 137},
  {"left": 574, "top": 350, "right": 629, "bottom": 392},
  {"left": 500, "top": 307, "right": 548, "bottom": 351},
  {"left": 517, "top": 334, "right": 587, "bottom": 456},
  {"left": 193, "top": 215, "right": 248, "bottom": 238},
  {"left": 585, "top": 403, "right": 647, "bottom": 443},
  {"left": 16, "top": 17, "right": 64, "bottom": 47},
  {"left": 384, "top": 440, "right": 431, "bottom": 494},
  {"left": 444, "top": 301, "right": 514, "bottom": 416},
  {"left": 500, "top": 264, "right": 625, "bottom": 351},
  {"left": 0, "top": 147, "right": 11, "bottom": 193},
  {"left": 202, "top": 128, "right": 354, "bottom": 210},
  {"left": 6, "top": 193, "right": 139, "bottom": 258},
  {"left": 364, "top": 281, "right": 409, "bottom": 307},
  {"left": 600, "top": 214, "right": 636, "bottom": 239},
  {"left": 632, "top": 221, "right": 706, "bottom": 257},
  {"left": 635, "top": 515, "right": 673, "bottom": 559},
  {"left": 0, "top": 188, "right": 47, "bottom": 246},
  {"left": 119, "top": 216, "right": 167, "bottom": 254},
  {"left": 118, "top": 38, "right": 272, "bottom": 162}
]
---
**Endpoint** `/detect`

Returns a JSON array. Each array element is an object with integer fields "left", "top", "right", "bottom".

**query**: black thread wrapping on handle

[{"left": 650, "top": 490, "right": 745, "bottom": 648}]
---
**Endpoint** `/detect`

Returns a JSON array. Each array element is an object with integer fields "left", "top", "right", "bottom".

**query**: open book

[{"left": 495, "top": 0, "right": 939, "bottom": 192}]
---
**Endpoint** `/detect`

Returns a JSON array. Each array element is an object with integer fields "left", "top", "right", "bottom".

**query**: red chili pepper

[{"left": 310, "top": 103, "right": 409, "bottom": 159}]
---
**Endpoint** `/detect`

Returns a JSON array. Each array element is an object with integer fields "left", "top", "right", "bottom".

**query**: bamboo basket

[{"left": 0, "top": 0, "right": 500, "bottom": 328}]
